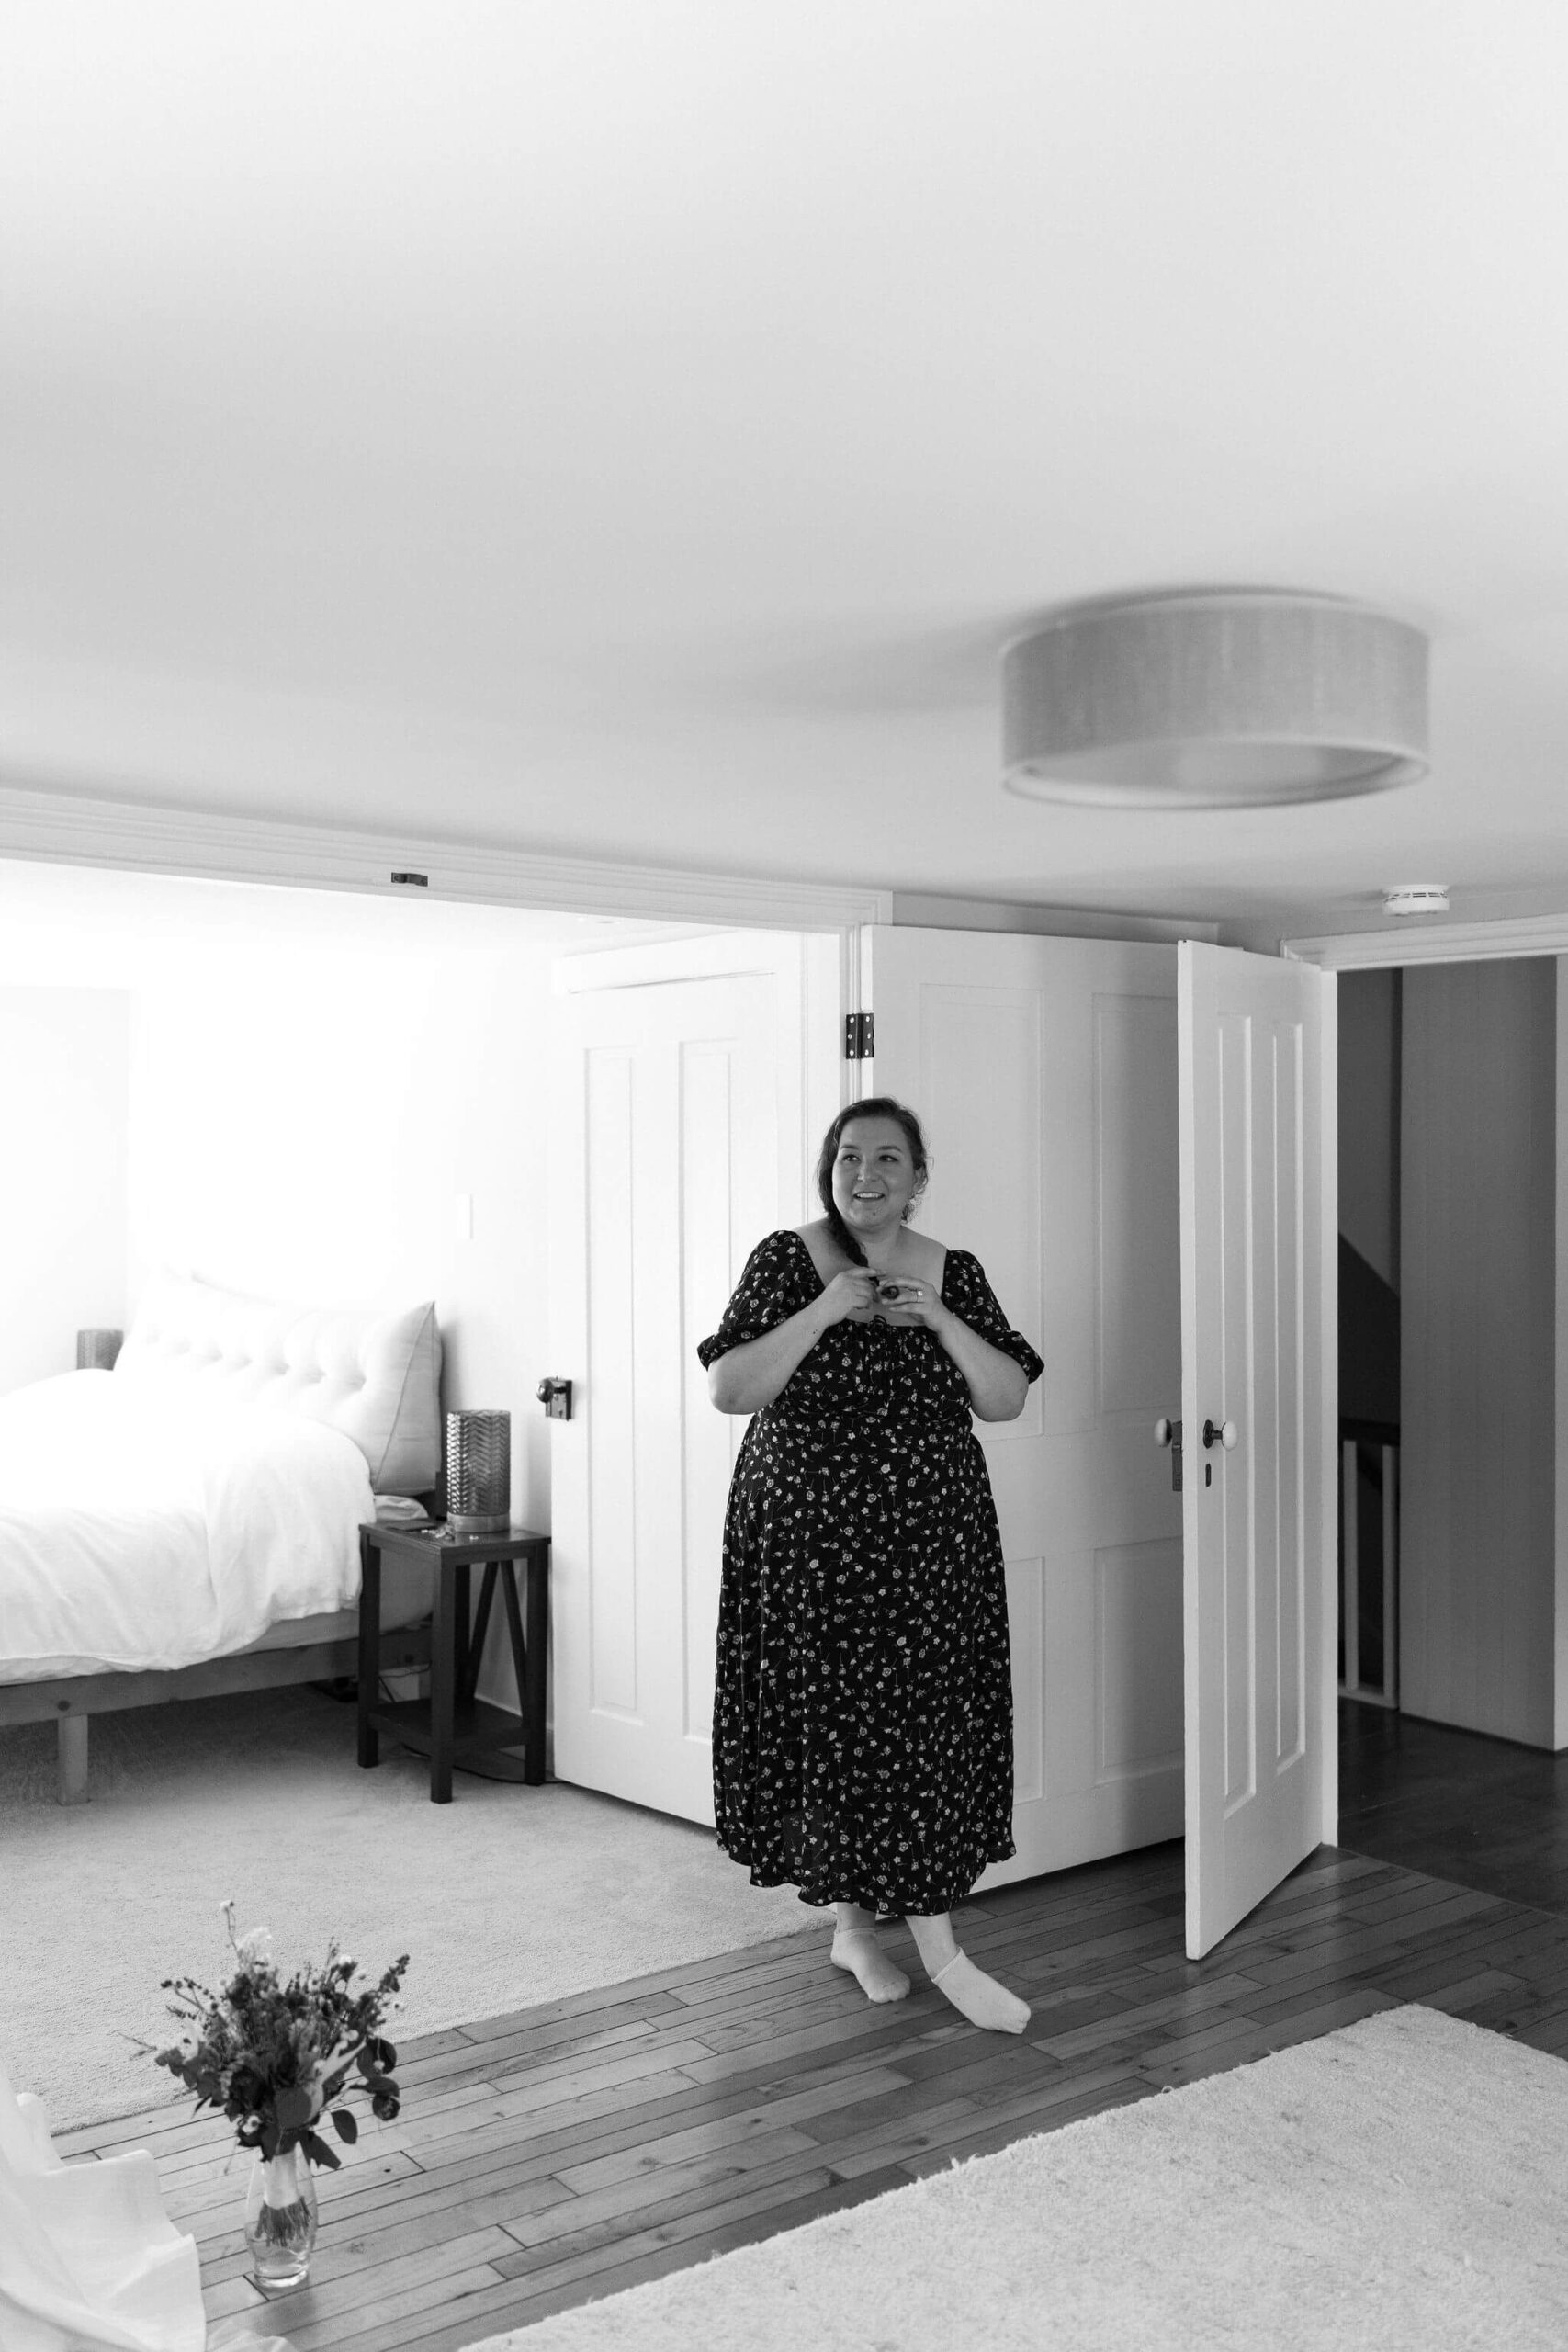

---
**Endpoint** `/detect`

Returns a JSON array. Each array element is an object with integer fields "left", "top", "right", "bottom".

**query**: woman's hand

[
  {"left": 708, "top": 1262, "right": 885, "bottom": 1412},
  {"left": 818, "top": 1266, "right": 884, "bottom": 1325},
  {"left": 871, "top": 1277, "right": 949, "bottom": 1333},
  {"left": 879, "top": 1277, "right": 1030, "bottom": 1421}
]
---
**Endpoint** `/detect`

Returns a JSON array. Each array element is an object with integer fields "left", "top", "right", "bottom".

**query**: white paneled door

[
  {"left": 547, "top": 934, "right": 838, "bottom": 1822},
  {"left": 1179, "top": 943, "right": 1337, "bottom": 1960},
  {"left": 861, "top": 926, "right": 1186, "bottom": 1884}
]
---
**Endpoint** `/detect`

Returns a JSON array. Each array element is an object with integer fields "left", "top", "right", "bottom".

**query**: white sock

[
  {"left": 931, "top": 1949, "right": 1031, "bottom": 2034},
  {"left": 830, "top": 1926, "right": 911, "bottom": 2004}
]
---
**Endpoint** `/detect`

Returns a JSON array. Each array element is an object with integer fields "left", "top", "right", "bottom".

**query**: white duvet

[{"left": 0, "top": 1373, "right": 373, "bottom": 1679}]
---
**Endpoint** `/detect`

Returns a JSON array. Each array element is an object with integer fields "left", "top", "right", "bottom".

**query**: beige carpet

[
  {"left": 0, "top": 1683, "right": 817, "bottom": 2133},
  {"left": 462, "top": 2006, "right": 1568, "bottom": 2352}
]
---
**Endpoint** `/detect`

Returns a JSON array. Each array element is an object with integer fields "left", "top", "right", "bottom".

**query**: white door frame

[
  {"left": 1292, "top": 910, "right": 1568, "bottom": 1767},
  {"left": 0, "top": 783, "right": 893, "bottom": 936},
  {"left": 1284, "top": 911, "right": 1568, "bottom": 970}
]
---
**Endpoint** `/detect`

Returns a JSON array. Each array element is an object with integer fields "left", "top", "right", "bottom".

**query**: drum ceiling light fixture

[{"left": 1001, "top": 588, "right": 1429, "bottom": 808}]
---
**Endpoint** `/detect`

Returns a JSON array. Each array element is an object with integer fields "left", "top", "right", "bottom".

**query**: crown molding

[
  {"left": 0, "top": 785, "right": 892, "bottom": 933},
  {"left": 1284, "top": 910, "right": 1568, "bottom": 968}
]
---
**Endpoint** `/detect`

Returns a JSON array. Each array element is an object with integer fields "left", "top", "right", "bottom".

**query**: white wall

[
  {"left": 127, "top": 940, "right": 558, "bottom": 1530},
  {"left": 0, "top": 988, "right": 130, "bottom": 1393},
  {"left": 1401, "top": 958, "right": 1557, "bottom": 1745}
]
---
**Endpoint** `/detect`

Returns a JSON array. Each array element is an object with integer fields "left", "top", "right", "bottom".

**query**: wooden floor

[
  {"left": 1340, "top": 1697, "right": 1568, "bottom": 1912},
  {"left": 62, "top": 1706, "right": 1568, "bottom": 2352}
]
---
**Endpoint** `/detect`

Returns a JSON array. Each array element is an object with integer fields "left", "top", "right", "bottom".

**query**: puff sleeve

[
  {"left": 695, "top": 1232, "right": 811, "bottom": 1369},
  {"left": 942, "top": 1251, "right": 1044, "bottom": 1383}
]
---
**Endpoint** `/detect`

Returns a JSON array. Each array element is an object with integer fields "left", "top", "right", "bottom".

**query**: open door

[{"left": 1179, "top": 942, "right": 1338, "bottom": 1959}]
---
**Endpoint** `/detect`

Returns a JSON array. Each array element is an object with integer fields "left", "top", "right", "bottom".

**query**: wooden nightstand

[{"left": 356, "top": 1522, "right": 550, "bottom": 1803}]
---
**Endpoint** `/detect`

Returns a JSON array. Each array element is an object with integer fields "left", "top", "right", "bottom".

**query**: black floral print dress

[{"left": 697, "top": 1229, "right": 1044, "bottom": 1916}]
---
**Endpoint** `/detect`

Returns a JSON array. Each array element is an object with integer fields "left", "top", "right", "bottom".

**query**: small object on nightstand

[
  {"left": 76, "top": 1329, "right": 123, "bottom": 1370},
  {"left": 373, "top": 1493, "right": 431, "bottom": 1527},
  {"left": 446, "top": 1409, "right": 511, "bottom": 1532},
  {"left": 356, "top": 1521, "right": 549, "bottom": 1804}
]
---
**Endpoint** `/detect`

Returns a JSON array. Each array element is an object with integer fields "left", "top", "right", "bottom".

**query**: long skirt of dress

[{"left": 712, "top": 1406, "right": 1017, "bottom": 1916}]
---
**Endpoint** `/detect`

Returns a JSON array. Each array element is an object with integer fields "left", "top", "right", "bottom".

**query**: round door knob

[
  {"left": 1202, "top": 1418, "right": 1238, "bottom": 1451},
  {"left": 1154, "top": 1417, "right": 1174, "bottom": 1447}
]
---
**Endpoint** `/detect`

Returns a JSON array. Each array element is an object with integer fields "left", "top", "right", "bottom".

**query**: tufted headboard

[{"left": 114, "top": 1270, "right": 443, "bottom": 1495}]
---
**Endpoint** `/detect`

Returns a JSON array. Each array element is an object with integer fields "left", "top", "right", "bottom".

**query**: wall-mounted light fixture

[{"left": 1002, "top": 588, "right": 1428, "bottom": 809}]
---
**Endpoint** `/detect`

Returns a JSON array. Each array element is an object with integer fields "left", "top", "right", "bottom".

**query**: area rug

[
  {"left": 0, "top": 1684, "right": 817, "bottom": 2133},
  {"left": 461, "top": 2006, "right": 1568, "bottom": 2352}
]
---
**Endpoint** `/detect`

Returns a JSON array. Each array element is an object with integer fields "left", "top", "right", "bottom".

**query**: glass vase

[{"left": 243, "top": 2143, "right": 318, "bottom": 2288}]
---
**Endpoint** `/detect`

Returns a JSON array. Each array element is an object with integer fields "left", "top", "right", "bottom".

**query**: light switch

[{"left": 455, "top": 1193, "right": 473, "bottom": 1241}]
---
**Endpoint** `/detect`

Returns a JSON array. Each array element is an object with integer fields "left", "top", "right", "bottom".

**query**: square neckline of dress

[{"left": 786, "top": 1227, "right": 952, "bottom": 1305}]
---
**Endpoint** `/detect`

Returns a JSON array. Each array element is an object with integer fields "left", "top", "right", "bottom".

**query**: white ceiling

[{"left": 6, "top": 3, "right": 1568, "bottom": 940}]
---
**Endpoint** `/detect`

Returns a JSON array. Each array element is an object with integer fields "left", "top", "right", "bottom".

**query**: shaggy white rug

[
  {"left": 0, "top": 1685, "right": 816, "bottom": 2132},
  {"left": 462, "top": 2007, "right": 1568, "bottom": 2352}
]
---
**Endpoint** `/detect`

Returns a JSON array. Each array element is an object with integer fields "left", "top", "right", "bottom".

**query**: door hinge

[{"left": 844, "top": 1011, "right": 875, "bottom": 1060}]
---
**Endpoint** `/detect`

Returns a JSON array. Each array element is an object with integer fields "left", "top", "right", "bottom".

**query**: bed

[{"left": 0, "top": 1270, "right": 443, "bottom": 1803}]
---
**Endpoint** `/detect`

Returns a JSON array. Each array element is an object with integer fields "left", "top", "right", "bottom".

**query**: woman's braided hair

[{"left": 815, "top": 1097, "right": 931, "bottom": 1268}]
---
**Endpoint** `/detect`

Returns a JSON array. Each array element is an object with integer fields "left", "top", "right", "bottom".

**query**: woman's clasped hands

[{"left": 819, "top": 1266, "right": 947, "bottom": 1332}]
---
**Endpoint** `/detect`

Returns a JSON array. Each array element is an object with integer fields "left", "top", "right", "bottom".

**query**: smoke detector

[{"left": 1382, "top": 885, "right": 1450, "bottom": 918}]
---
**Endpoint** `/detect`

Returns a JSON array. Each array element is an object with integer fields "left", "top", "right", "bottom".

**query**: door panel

[
  {"left": 584, "top": 1046, "right": 639, "bottom": 1718},
  {"left": 862, "top": 926, "right": 1184, "bottom": 1884},
  {"left": 1095, "top": 994, "right": 1184, "bottom": 1417},
  {"left": 550, "top": 967, "right": 782, "bottom": 1820},
  {"left": 1097, "top": 1536, "right": 1186, "bottom": 1781},
  {"left": 1180, "top": 943, "right": 1337, "bottom": 1959}
]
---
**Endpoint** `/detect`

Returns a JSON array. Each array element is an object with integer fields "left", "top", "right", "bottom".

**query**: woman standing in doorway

[{"left": 698, "top": 1098, "right": 1043, "bottom": 2031}]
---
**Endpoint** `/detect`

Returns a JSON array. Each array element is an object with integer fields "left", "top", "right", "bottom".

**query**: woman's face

[{"left": 831, "top": 1116, "right": 923, "bottom": 1241}]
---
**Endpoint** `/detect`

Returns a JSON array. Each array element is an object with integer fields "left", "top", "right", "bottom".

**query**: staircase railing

[{"left": 1339, "top": 1417, "right": 1399, "bottom": 1708}]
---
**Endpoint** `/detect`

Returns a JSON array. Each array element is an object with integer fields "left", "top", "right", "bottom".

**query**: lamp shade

[{"left": 1002, "top": 589, "right": 1428, "bottom": 808}]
